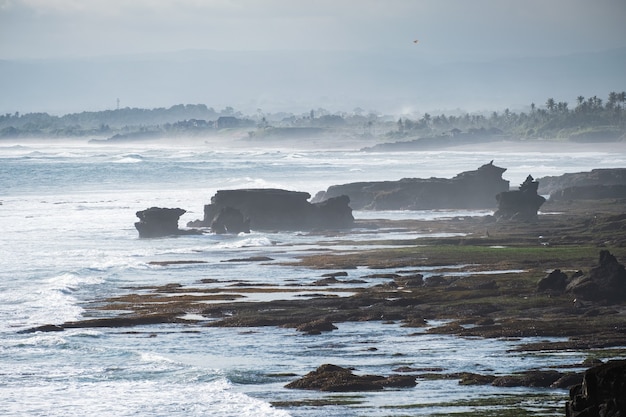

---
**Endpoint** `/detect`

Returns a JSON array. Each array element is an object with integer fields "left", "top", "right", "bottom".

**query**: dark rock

[
  {"left": 491, "top": 370, "right": 563, "bottom": 387},
  {"left": 210, "top": 206, "right": 250, "bottom": 234},
  {"left": 18, "top": 324, "right": 65, "bottom": 333},
  {"left": 566, "top": 250, "right": 626, "bottom": 303},
  {"left": 394, "top": 274, "right": 424, "bottom": 288},
  {"left": 551, "top": 372, "right": 583, "bottom": 389},
  {"left": 135, "top": 207, "right": 201, "bottom": 238},
  {"left": 494, "top": 175, "right": 546, "bottom": 221},
  {"left": 537, "top": 269, "right": 569, "bottom": 293},
  {"left": 285, "top": 364, "right": 417, "bottom": 391},
  {"left": 313, "top": 277, "right": 341, "bottom": 286},
  {"left": 321, "top": 271, "right": 349, "bottom": 278},
  {"left": 550, "top": 184, "right": 626, "bottom": 201},
  {"left": 538, "top": 168, "right": 626, "bottom": 196},
  {"left": 424, "top": 275, "right": 448, "bottom": 287},
  {"left": 295, "top": 319, "right": 338, "bottom": 335},
  {"left": 458, "top": 372, "right": 497, "bottom": 385},
  {"left": 188, "top": 189, "right": 354, "bottom": 231},
  {"left": 566, "top": 359, "right": 626, "bottom": 417},
  {"left": 311, "top": 162, "right": 509, "bottom": 210}
]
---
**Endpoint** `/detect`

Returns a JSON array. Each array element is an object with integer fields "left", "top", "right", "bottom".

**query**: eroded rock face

[
  {"left": 210, "top": 206, "right": 250, "bottom": 234},
  {"left": 188, "top": 189, "right": 354, "bottom": 231},
  {"left": 549, "top": 184, "right": 626, "bottom": 201},
  {"left": 566, "top": 250, "right": 626, "bottom": 303},
  {"left": 566, "top": 360, "right": 626, "bottom": 417},
  {"left": 135, "top": 207, "right": 201, "bottom": 238},
  {"left": 494, "top": 175, "right": 546, "bottom": 221},
  {"left": 285, "top": 364, "right": 417, "bottom": 392},
  {"left": 538, "top": 168, "right": 626, "bottom": 196},
  {"left": 311, "top": 162, "right": 509, "bottom": 210}
]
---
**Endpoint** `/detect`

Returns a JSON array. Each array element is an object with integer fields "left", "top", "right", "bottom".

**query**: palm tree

[{"left": 546, "top": 98, "right": 556, "bottom": 112}]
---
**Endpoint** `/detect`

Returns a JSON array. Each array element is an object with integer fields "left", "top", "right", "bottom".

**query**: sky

[{"left": 1, "top": 0, "right": 626, "bottom": 61}]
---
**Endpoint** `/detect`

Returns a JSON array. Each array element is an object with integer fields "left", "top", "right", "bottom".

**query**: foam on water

[{"left": 2, "top": 141, "right": 626, "bottom": 416}]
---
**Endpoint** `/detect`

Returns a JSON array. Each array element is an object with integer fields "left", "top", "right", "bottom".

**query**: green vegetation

[{"left": 1, "top": 91, "right": 624, "bottom": 142}]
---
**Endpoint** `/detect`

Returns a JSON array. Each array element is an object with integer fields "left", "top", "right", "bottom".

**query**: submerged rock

[{"left": 285, "top": 364, "right": 417, "bottom": 391}]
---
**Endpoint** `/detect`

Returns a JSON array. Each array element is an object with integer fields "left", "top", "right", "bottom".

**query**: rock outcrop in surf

[
  {"left": 135, "top": 207, "right": 201, "bottom": 238},
  {"left": 188, "top": 188, "right": 354, "bottom": 231},
  {"left": 311, "top": 162, "right": 509, "bottom": 210}
]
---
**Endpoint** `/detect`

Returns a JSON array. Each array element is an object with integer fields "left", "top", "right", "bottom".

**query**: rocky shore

[{"left": 25, "top": 195, "right": 626, "bottom": 415}]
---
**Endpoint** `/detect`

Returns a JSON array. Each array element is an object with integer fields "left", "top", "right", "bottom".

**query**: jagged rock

[
  {"left": 494, "top": 175, "right": 546, "bottom": 221},
  {"left": 566, "top": 250, "right": 626, "bottom": 303},
  {"left": 285, "top": 364, "right": 417, "bottom": 391},
  {"left": 311, "top": 162, "right": 509, "bottom": 210},
  {"left": 187, "top": 188, "right": 354, "bottom": 231},
  {"left": 135, "top": 207, "right": 201, "bottom": 238},
  {"left": 210, "top": 206, "right": 250, "bottom": 234},
  {"left": 566, "top": 360, "right": 626, "bottom": 417},
  {"left": 537, "top": 269, "right": 569, "bottom": 293}
]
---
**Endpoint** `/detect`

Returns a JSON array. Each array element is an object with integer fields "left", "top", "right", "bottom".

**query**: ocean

[{"left": 1, "top": 139, "right": 625, "bottom": 416}]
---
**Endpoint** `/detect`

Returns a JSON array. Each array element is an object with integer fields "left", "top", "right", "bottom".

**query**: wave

[
  {"left": 0, "top": 378, "right": 291, "bottom": 417},
  {"left": 113, "top": 154, "right": 144, "bottom": 163},
  {"left": 214, "top": 236, "right": 275, "bottom": 249}
]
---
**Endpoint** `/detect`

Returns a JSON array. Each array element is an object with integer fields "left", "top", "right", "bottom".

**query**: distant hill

[{"left": 1, "top": 47, "right": 625, "bottom": 115}]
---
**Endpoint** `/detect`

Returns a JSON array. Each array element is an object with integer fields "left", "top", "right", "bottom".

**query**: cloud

[{"left": 1, "top": 0, "right": 625, "bottom": 59}]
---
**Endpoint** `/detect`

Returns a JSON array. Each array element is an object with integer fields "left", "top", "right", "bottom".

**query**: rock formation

[
  {"left": 494, "top": 175, "right": 546, "bottom": 221},
  {"left": 311, "top": 162, "right": 509, "bottom": 210},
  {"left": 566, "top": 360, "right": 626, "bottom": 417},
  {"left": 135, "top": 207, "right": 201, "bottom": 238},
  {"left": 187, "top": 189, "right": 354, "bottom": 231},
  {"left": 549, "top": 184, "right": 626, "bottom": 201},
  {"left": 566, "top": 250, "right": 626, "bottom": 303},
  {"left": 538, "top": 168, "right": 626, "bottom": 196},
  {"left": 210, "top": 206, "right": 250, "bottom": 234},
  {"left": 285, "top": 364, "right": 417, "bottom": 392}
]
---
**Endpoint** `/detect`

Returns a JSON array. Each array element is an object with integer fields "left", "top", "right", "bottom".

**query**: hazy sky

[{"left": 1, "top": 0, "right": 625, "bottom": 61}]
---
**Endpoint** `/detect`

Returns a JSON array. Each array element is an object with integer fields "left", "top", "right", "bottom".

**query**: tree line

[{"left": 1, "top": 91, "right": 625, "bottom": 141}]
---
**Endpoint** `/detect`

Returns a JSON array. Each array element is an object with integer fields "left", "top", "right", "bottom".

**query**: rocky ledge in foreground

[
  {"left": 311, "top": 161, "right": 509, "bottom": 210},
  {"left": 285, "top": 364, "right": 417, "bottom": 392},
  {"left": 566, "top": 359, "right": 626, "bottom": 417}
]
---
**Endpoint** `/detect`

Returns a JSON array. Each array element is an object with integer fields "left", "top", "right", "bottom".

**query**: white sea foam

[{"left": 2, "top": 142, "right": 625, "bottom": 417}]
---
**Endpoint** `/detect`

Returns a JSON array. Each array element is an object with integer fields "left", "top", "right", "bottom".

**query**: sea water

[{"left": 1, "top": 139, "right": 625, "bottom": 416}]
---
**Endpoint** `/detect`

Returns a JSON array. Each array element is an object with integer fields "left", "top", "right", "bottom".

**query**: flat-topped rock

[
  {"left": 311, "top": 162, "right": 509, "bottom": 210},
  {"left": 188, "top": 188, "right": 353, "bottom": 231},
  {"left": 135, "top": 207, "right": 201, "bottom": 238}
]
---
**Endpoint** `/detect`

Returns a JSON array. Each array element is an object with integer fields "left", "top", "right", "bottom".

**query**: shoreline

[{"left": 25, "top": 197, "right": 626, "bottom": 414}]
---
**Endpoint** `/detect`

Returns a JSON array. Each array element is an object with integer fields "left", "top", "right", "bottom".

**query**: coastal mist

[{"left": 1, "top": 140, "right": 625, "bottom": 416}]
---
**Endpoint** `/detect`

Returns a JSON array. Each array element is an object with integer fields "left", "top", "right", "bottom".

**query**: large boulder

[
  {"left": 566, "top": 250, "right": 626, "bottom": 303},
  {"left": 285, "top": 364, "right": 417, "bottom": 392},
  {"left": 566, "top": 360, "right": 626, "bottom": 417},
  {"left": 494, "top": 175, "right": 546, "bottom": 221},
  {"left": 135, "top": 207, "right": 201, "bottom": 238},
  {"left": 188, "top": 189, "right": 354, "bottom": 231},
  {"left": 311, "top": 162, "right": 509, "bottom": 210}
]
